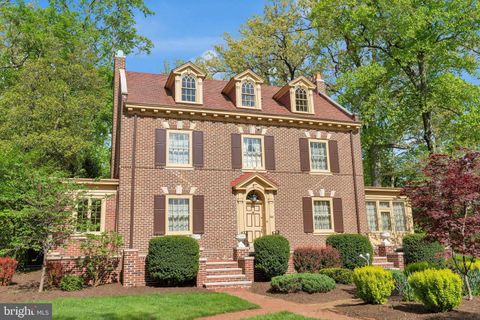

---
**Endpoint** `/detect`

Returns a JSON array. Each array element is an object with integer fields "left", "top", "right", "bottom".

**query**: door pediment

[{"left": 231, "top": 172, "right": 278, "bottom": 192}]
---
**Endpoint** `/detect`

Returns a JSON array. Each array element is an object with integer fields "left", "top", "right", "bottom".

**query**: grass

[
  {"left": 243, "top": 312, "right": 318, "bottom": 320},
  {"left": 50, "top": 292, "right": 258, "bottom": 320}
]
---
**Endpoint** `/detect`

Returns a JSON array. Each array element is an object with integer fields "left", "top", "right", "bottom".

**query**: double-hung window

[
  {"left": 167, "top": 130, "right": 192, "bottom": 167},
  {"left": 76, "top": 197, "right": 103, "bottom": 233},
  {"left": 166, "top": 196, "right": 192, "bottom": 234},
  {"left": 366, "top": 201, "right": 378, "bottom": 231},
  {"left": 295, "top": 87, "right": 309, "bottom": 112},
  {"left": 242, "top": 135, "right": 264, "bottom": 170},
  {"left": 181, "top": 75, "right": 196, "bottom": 102},
  {"left": 309, "top": 140, "right": 329, "bottom": 172},
  {"left": 393, "top": 202, "right": 407, "bottom": 231},
  {"left": 241, "top": 81, "right": 256, "bottom": 107},
  {"left": 313, "top": 198, "right": 333, "bottom": 232}
]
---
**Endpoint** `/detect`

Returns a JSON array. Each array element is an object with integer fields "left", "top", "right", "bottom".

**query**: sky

[{"left": 128, "top": 1, "right": 268, "bottom": 73}]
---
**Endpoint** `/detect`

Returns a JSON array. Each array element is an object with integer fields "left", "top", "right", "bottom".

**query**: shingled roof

[{"left": 125, "top": 71, "right": 356, "bottom": 123}]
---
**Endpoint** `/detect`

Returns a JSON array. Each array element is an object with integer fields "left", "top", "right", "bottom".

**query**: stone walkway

[{"left": 199, "top": 289, "right": 363, "bottom": 320}]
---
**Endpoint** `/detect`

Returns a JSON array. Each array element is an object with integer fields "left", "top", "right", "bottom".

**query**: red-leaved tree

[{"left": 403, "top": 151, "right": 480, "bottom": 299}]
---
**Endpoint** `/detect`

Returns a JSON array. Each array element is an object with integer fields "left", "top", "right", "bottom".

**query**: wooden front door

[{"left": 245, "top": 200, "right": 264, "bottom": 245}]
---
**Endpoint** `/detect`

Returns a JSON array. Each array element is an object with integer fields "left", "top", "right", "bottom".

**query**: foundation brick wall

[
  {"left": 46, "top": 257, "right": 121, "bottom": 285},
  {"left": 238, "top": 257, "right": 254, "bottom": 281},
  {"left": 115, "top": 115, "right": 368, "bottom": 259},
  {"left": 122, "top": 249, "right": 146, "bottom": 287}
]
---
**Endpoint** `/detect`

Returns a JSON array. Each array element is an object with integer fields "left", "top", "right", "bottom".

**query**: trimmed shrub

[
  {"left": 318, "top": 268, "right": 353, "bottom": 284},
  {"left": 271, "top": 273, "right": 336, "bottom": 293},
  {"left": 147, "top": 235, "right": 199, "bottom": 285},
  {"left": 408, "top": 269, "right": 462, "bottom": 312},
  {"left": 403, "top": 234, "right": 444, "bottom": 265},
  {"left": 405, "top": 261, "right": 435, "bottom": 274},
  {"left": 0, "top": 257, "right": 18, "bottom": 286},
  {"left": 293, "top": 246, "right": 341, "bottom": 273},
  {"left": 326, "top": 234, "right": 373, "bottom": 269},
  {"left": 353, "top": 266, "right": 395, "bottom": 304},
  {"left": 389, "top": 269, "right": 415, "bottom": 301},
  {"left": 254, "top": 235, "right": 290, "bottom": 279},
  {"left": 60, "top": 275, "right": 84, "bottom": 291}
]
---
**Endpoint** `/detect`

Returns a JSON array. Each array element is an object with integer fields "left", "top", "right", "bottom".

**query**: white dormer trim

[
  {"left": 222, "top": 69, "right": 264, "bottom": 110},
  {"left": 165, "top": 62, "right": 206, "bottom": 105},
  {"left": 289, "top": 77, "right": 315, "bottom": 115}
]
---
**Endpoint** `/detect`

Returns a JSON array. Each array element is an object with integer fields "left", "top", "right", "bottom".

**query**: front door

[{"left": 245, "top": 200, "right": 264, "bottom": 245}]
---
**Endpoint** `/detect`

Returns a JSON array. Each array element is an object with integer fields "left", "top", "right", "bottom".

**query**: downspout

[
  {"left": 129, "top": 114, "right": 138, "bottom": 249},
  {"left": 350, "top": 130, "right": 362, "bottom": 234}
]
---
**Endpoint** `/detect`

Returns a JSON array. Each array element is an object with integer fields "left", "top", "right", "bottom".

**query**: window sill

[
  {"left": 242, "top": 168, "right": 267, "bottom": 173},
  {"left": 165, "top": 232, "right": 193, "bottom": 236},
  {"left": 291, "top": 110, "right": 314, "bottom": 115},
  {"left": 72, "top": 232, "right": 102, "bottom": 239},
  {"left": 311, "top": 231, "right": 336, "bottom": 235},
  {"left": 309, "top": 171, "right": 332, "bottom": 175},
  {"left": 237, "top": 105, "right": 262, "bottom": 111},
  {"left": 165, "top": 166, "right": 194, "bottom": 171}
]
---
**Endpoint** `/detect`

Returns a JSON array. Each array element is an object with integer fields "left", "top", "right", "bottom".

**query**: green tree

[
  {"left": 205, "top": 0, "right": 319, "bottom": 85},
  {"left": 311, "top": 0, "right": 480, "bottom": 154},
  {"left": 0, "top": 1, "right": 153, "bottom": 177}
]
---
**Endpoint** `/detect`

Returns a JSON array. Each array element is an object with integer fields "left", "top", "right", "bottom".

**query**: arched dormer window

[
  {"left": 181, "top": 75, "right": 196, "bottom": 102},
  {"left": 241, "top": 81, "right": 255, "bottom": 107},
  {"left": 295, "top": 87, "right": 308, "bottom": 112}
]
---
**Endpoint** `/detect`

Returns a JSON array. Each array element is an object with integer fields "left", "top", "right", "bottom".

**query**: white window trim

[
  {"left": 308, "top": 139, "right": 330, "bottom": 173},
  {"left": 174, "top": 72, "right": 203, "bottom": 105},
  {"left": 290, "top": 85, "right": 314, "bottom": 114},
  {"left": 166, "top": 129, "right": 193, "bottom": 168},
  {"left": 74, "top": 196, "right": 106, "bottom": 235},
  {"left": 241, "top": 134, "right": 265, "bottom": 171},
  {"left": 165, "top": 194, "right": 193, "bottom": 235},
  {"left": 365, "top": 199, "right": 410, "bottom": 233},
  {"left": 236, "top": 80, "right": 262, "bottom": 110},
  {"left": 312, "top": 197, "right": 335, "bottom": 234}
]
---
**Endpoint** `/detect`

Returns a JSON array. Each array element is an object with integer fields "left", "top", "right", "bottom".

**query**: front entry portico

[{"left": 231, "top": 173, "right": 278, "bottom": 247}]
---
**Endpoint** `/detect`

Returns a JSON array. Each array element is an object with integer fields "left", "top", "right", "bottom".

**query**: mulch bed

[
  {"left": 250, "top": 281, "right": 480, "bottom": 320},
  {"left": 0, "top": 270, "right": 206, "bottom": 302},
  {"left": 250, "top": 281, "right": 355, "bottom": 304}
]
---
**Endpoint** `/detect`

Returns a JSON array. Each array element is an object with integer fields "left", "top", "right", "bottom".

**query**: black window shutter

[
  {"left": 299, "top": 138, "right": 310, "bottom": 172},
  {"left": 192, "top": 195, "right": 204, "bottom": 234},
  {"left": 329, "top": 140, "right": 340, "bottom": 173},
  {"left": 231, "top": 133, "right": 242, "bottom": 169},
  {"left": 302, "top": 197, "right": 313, "bottom": 233},
  {"left": 333, "top": 198, "right": 344, "bottom": 233}
]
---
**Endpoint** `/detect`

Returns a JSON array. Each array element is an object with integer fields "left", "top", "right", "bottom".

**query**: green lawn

[
  {"left": 244, "top": 312, "right": 318, "bottom": 320},
  {"left": 50, "top": 292, "right": 258, "bottom": 320}
]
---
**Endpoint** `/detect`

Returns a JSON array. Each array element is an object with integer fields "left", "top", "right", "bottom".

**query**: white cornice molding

[{"left": 124, "top": 103, "right": 361, "bottom": 131}]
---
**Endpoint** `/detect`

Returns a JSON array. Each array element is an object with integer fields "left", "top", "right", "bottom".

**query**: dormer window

[
  {"left": 165, "top": 62, "right": 205, "bottom": 105},
  {"left": 273, "top": 76, "right": 316, "bottom": 114},
  {"left": 181, "top": 75, "right": 196, "bottom": 102},
  {"left": 295, "top": 87, "right": 308, "bottom": 112},
  {"left": 222, "top": 69, "right": 263, "bottom": 110},
  {"left": 241, "top": 81, "right": 256, "bottom": 107}
]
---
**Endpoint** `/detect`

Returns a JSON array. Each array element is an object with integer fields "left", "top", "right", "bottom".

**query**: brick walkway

[{"left": 199, "top": 289, "right": 362, "bottom": 320}]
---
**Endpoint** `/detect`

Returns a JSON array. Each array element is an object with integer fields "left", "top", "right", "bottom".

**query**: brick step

[
  {"left": 373, "top": 256, "right": 388, "bottom": 263},
  {"left": 372, "top": 262, "right": 395, "bottom": 268},
  {"left": 206, "top": 268, "right": 243, "bottom": 276},
  {"left": 205, "top": 274, "right": 247, "bottom": 283},
  {"left": 206, "top": 261, "right": 238, "bottom": 269},
  {"left": 204, "top": 280, "right": 252, "bottom": 289}
]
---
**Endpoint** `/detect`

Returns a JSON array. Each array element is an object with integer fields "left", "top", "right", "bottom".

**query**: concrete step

[
  {"left": 206, "top": 267, "right": 243, "bottom": 276},
  {"left": 204, "top": 280, "right": 252, "bottom": 289}
]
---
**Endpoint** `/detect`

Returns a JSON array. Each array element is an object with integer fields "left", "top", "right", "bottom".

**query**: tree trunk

[
  {"left": 369, "top": 145, "right": 382, "bottom": 186},
  {"left": 422, "top": 111, "right": 434, "bottom": 153},
  {"left": 38, "top": 250, "right": 47, "bottom": 292},
  {"left": 464, "top": 274, "right": 473, "bottom": 301}
]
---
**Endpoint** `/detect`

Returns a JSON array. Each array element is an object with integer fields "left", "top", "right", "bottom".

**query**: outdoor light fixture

[{"left": 247, "top": 191, "right": 259, "bottom": 202}]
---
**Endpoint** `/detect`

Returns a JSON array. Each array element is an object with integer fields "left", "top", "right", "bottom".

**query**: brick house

[{"left": 47, "top": 52, "right": 413, "bottom": 288}]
